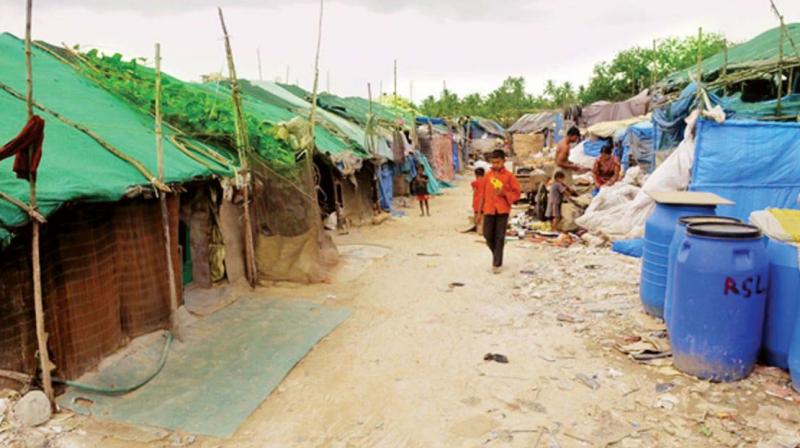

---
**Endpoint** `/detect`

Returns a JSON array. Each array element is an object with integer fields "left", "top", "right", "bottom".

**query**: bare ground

[{"left": 6, "top": 179, "right": 800, "bottom": 447}]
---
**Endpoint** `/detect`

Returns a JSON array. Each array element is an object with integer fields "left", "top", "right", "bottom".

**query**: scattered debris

[
  {"left": 653, "top": 394, "right": 679, "bottom": 411},
  {"left": 13, "top": 391, "right": 51, "bottom": 427},
  {"left": 556, "top": 313, "right": 584, "bottom": 324},
  {"left": 448, "top": 282, "right": 465, "bottom": 288},
  {"left": 483, "top": 353, "right": 509, "bottom": 364},
  {"left": 575, "top": 373, "right": 600, "bottom": 390},
  {"left": 416, "top": 252, "right": 441, "bottom": 257},
  {"left": 655, "top": 382, "right": 675, "bottom": 394}
]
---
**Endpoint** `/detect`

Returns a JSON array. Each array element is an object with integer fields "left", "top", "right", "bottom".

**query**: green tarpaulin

[
  {"left": 0, "top": 33, "right": 232, "bottom": 245},
  {"left": 664, "top": 23, "right": 800, "bottom": 87}
]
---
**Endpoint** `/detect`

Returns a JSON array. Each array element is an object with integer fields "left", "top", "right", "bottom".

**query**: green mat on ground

[{"left": 57, "top": 297, "right": 350, "bottom": 438}]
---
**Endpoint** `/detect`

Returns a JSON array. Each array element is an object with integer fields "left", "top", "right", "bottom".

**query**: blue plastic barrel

[
  {"left": 664, "top": 216, "right": 741, "bottom": 331},
  {"left": 640, "top": 203, "right": 716, "bottom": 317},
  {"left": 762, "top": 240, "right": 800, "bottom": 369},
  {"left": 671, "top": 223, "right": 768, "bottom": 381},
  {"left": 790, "top": 311, "right": 800, "bottom": 392}
]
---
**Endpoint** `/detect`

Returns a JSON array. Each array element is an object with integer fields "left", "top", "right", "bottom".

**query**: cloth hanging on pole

[{"left": 0, "top": 115, "right": 44, "bottom": 180}]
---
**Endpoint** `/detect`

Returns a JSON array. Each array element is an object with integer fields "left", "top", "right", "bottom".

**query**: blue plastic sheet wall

[
  {"left": 690, "top": 119, "right": 800, "bottom": 220},
  {"left": 378, "top": 163, "right": 394, "bottom": 211}
]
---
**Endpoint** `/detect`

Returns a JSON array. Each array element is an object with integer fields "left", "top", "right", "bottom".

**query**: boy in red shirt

[
  {"left": 481, "top": 150, "right": 521, "bottom": 273},
  {"left": 471, "top": 167, "right": 486, "bottom": 232}
]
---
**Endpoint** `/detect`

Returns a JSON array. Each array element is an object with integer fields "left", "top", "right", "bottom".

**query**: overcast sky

[{"left": 1, "top": 0, "right": 798, "bottom": 101}]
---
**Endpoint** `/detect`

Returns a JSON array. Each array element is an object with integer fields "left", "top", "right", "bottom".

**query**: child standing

[
  {"left": 546, "top": 171, "right": 576, "bottom": 232},
  {"left": 471, "top": 167, "right": 486, "bottom": 232},
  {"left": 411, "top": 165, "right": 430, "bottom": 216}
]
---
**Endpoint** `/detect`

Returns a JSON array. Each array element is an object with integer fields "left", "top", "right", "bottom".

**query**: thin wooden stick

[
  {"left": 25, "top": 0, "right": 54, "bottom": 404},
  {"left": 0, "top": 191, "right": 45, "bottom": 223},
  {"left": 155, "top": 43, "right": 181, "bottom": 340},
  {"left": 303, "top": 0, "right": 325, "bottom": 225},
  {"left": 777, "top": 22, "right": 785, "bottom": 116},
  {"left": 0, "top": 368, "right": 33, "bottom": 384},
  {"left": 218, "top": 7, "right": 257, "bottom": 287},
  {"left": 0, "top": 81, "right": 169, "bottom": 191}
]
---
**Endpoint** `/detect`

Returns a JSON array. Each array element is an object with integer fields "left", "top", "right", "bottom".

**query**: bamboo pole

[
  {"left": 257, "top": 48, "right": 263, "bottom": 81},
  {"left": 154, "top": 44, "right": 181, "bottom": 340},
  {"left": 307, "top": 0, "right": 324, "bottom": 171},
  {"left": 285, "top": 65, "right": 290, "bottom": 84},
  {"left": 695, "top": 27, "right": 703, "bottom": 110},
  {"left": 24, "top": 0, "right": 53, "bottom": 404},
  {"left": 722, "top": 41, "right": 729, "bottom": 96},
  {"left": 778, "top": 28, "right": 785, "bottom": 116},
  {"left": 218, "top": 8, "right": 258, "bottom": 287},
  {"left": 393, "top": 59, "right": 397, "bottom": 97},
  {"left": 651, "top": 39, "right": 657, "bottom": 88}
]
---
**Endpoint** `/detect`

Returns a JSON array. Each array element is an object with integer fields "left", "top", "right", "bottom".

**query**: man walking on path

[
  {"left": 554, "top": 126, "right": 588, "bottom": 185},
  {"left": 481, "top": 149, "right": 521, "bottom": 273}
]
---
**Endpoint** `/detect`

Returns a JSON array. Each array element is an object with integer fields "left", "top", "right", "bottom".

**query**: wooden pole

[
  {"left": 257, "top": 47, "right": 263, "bottom": 81},
  {"left": 722, "top": 40, "right": 729, "bottom": 96},
  {"left": 285, "top": 65, "right": 290, "bottom": 84},
  {"left": 393, "top": 59, "right": 397, "bottom": 97},
  {"left": 219, "top": 8, "right": 258, "bottom": 288},
  {"left": 695, "top": 27, "right": 703, "bottom": 110},
  {"left": 154, "top": 43, "right": 181, "bottom": 340},
  {"left": 409, "top": 80, "right": 414, "bottom": 103},
  {"left": 304, "top": 0, "right": 325, "bottom": 226},
  {"left": 25, "top": 0, "right": 54, "bottom": 404},
  {"left": 777, "top": 28, "right": 785, "bottom": 116},
  {"left": 326, "top": 70, "right": 330, "bottom": 92},
  {"left": 651, "top": 39, "right": 657, "bottom": 88}
]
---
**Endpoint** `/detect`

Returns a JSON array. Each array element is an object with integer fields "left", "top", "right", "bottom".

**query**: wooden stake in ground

[
  {"left": 257, "top": 47, "right": 263, "bottom": 82},
  {"left": 24, "top": 0, "right": 54, "bottom": 404},
  {"left": 304, "top": 0, "right": 325, "bottom": 220},
  {"left": 219, "top": 8, "right": 258, "bottom": 287},
  {"left": 154, "top": 43, "right": 181, "bottom": 340}
]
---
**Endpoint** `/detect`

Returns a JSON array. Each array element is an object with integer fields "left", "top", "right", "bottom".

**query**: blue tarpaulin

[
  {"left": 378, "top": 163, "right": 394, "bottom": 211},
  {"left": 653, "top": 83, "right": 725, "bottom": 150},
  {"left": 690, "top": 119, "right": 800, "bottom": 220},
  {"left": 621, "top": 121, "right": 655, "bottom": 172},
  {"left": 612, "top": 239, "right": 643, "bottom": 258},
  {"left": 416, "top": 116, "right": 447, "bottom": 126},
  {"left": 583, "top": 139, "right": 607, "bottom": 157}
]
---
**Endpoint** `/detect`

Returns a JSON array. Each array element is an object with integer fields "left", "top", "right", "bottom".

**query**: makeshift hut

[
  {"left": 655, "top": 24, "right": 800, "bottom": 151},
  {"left": 74, "top": 45, "right": 337, "bottom": 284},
  {"left": 0, "top": 33, "right": 235, "bottom": 387},
  {"left": 580, "top": 90, "right": 651, "bottom": 128},
  {"left": 274, "top": 83, "right": 415, "bottom": 217},
  {"left": 415, "top": 117, "right": 459, "bottom": 182},
  {"left": 507, "top": 111, "right": 564, "bottom": 157}
]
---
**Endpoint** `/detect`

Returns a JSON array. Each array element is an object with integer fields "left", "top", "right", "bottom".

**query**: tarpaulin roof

[
  {"left": 0, "top": 33, "right": 232, "bottom": 245},
  {"left": 664, "top": 23, "right": 800, "bottom": 87},
  {"left": 587, "top": 114, "right": 651, "bottom": 138},
  {"left": 507, "top": 112, "right": 559, "bottom": 134},
  {"left": 582, "top": 90, "right": 651, "bottom": 127},
  {"left": 472, "top": 117, "right": 506, "bottom": 138},
  {"left": 240, "top": 80, "right": 373, "bottom": 161}
]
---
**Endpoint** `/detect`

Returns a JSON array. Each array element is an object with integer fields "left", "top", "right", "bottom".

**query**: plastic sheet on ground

[{"left": 612, "top": 239, "right": 644, "bottom": 258}]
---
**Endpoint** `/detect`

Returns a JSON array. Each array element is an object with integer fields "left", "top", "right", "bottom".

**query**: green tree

[{"left": 579, "top": 32, "right": 727, "bottom": 104}]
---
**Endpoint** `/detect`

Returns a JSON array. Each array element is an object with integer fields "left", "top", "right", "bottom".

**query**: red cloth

[
  {"left": 481, "top": 168, "right": 521, "bottom": 215},
  {"left": 0, "top": 115, "right": 45, "bottom": 180},
  {"left": 471, "top": 177, "right": 485, "bottom": 213}
]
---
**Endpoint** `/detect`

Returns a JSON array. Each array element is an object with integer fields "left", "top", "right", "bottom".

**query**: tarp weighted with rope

[{"left": 0, "top": 33, "right": 233, "bottom": 244}]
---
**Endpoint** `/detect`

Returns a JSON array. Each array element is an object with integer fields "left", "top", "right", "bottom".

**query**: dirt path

[{"left": 18, "top": 179, "right": 800, "bottom": 447}]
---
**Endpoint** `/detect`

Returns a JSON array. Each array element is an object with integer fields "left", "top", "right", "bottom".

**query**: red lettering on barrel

[
  {"left": 742, "top": 277, "right": 753, "bottom": 298},
  {"left": 756, "top": 275, "right": 767, "bottom": 295},
  {"left": 724, "top": 277, "right": 740, "bottom": 296}
]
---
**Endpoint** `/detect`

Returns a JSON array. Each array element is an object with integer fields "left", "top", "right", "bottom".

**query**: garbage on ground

[{"left": 483, "top": 353, "right": 509, "bottom": 364}]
